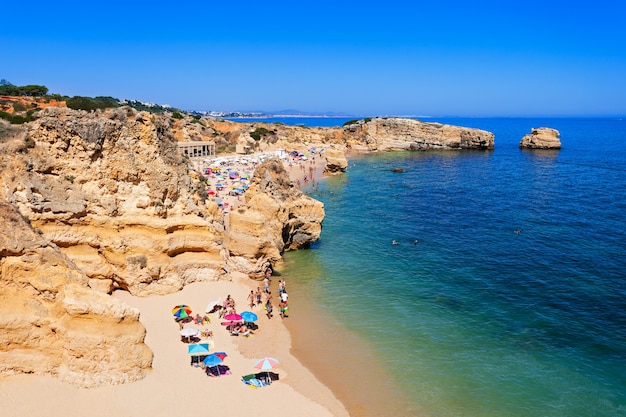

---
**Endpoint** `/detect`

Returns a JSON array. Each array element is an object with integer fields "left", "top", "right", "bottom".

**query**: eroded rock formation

[
  {"left": 225, "top": 158, "right": 324, "bottom": 277},
  {"left": 519, "top": 127, "right": 561, "bottom": 149},
  {"left": 342, "top": 117, "right": 494, "bottom": 151},
  {"left": 0, "top": 202, "right": 152, "bottom": 387},
  {"left": 323, "top": 148, "right": 348, "bottom": 174},
  {"left": 0, "top": 107, "right": 226, "bottom": 296}
]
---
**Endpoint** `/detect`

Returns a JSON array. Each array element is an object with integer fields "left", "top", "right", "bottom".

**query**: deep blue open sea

[{"left": 257, "top": 117, "right": 626, "bottom": 417}]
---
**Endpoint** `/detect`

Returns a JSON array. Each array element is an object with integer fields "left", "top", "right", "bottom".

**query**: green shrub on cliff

[
  {"left": 249, "top": 127, "right": 271, "bottom": 141},
  {"left": 66, "top": 96, "right": 120, "bottom": 111},
  {"left": 343, "top": 117, "right": 371, "bottom": 127},
  {"left": 0, "top": 110, "right": 37, "bottom": 124},
  {"left": 12, "top": 102, "right": 27, "bottom": 112}
]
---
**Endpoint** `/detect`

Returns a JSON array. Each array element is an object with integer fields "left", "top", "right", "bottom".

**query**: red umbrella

[{"left": 213, "top": 351, "right": 228, "bottom": 360}]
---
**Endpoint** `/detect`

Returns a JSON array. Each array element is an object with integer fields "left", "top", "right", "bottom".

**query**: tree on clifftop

[
  {"left": 21, "top": 85, "right": 49, "bottom": 96},
  {"left": 0, "top": 79, "right": 21, "bottom": 96},
  {"left": 0, "top": 80, "right": 48, "bottom": 96}
]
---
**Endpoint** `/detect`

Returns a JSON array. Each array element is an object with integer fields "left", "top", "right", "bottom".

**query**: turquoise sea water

[{"left": 268, "top": 117, "right": 626, "bottom": 416}]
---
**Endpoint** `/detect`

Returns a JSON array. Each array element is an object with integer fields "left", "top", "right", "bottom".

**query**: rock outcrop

[
  {"left": 0, "top": 107, "right": 226, "bottom": 296},
  {"left": 323, "top": 148, "right": 348, "bottom": 174},
  {"left": 519, "top": 127, "right": 561, "bottom": 149},
  {"left": 343, "top": 117, "right": 494, "bottom": 151},
  {"left": 0, "top": 202, "right": 152, "bottom": 387},
  {"left": 225, "top": 158, "right": 324, "bottom": 277}
]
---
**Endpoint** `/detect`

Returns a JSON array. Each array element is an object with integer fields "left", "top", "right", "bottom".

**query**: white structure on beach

[{"left": 177, "top": 141, "right": 216, "bottom": 159}]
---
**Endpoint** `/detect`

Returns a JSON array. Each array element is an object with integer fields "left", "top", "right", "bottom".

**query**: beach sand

[
  {"left": 0, "top": 153, "right": 352, "bottom": 417},
  {"left": 0, "top": 278, "right": 349, "bottom": 417}
]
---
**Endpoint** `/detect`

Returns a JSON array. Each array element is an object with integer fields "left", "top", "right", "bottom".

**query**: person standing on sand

[
  {"left": 279, "top": 300, "right": 288, "bottom": 318},
  {"left": 263, "top": 275, "right": 270, "bottom": 294},
  {"left": 247, "top": 290, "right": 255, "bottom": 308},
  {"left": 265, "top": 293, "right": 273, "bottom": 319},
  {"left": 255, "top": 286, "right": 262, "bottom": 307}
]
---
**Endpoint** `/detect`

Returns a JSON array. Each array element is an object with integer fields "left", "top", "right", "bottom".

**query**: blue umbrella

[
  {"left": 204, "top": 353, "right": 224, "bottom": 367},
  {"left": 240, "top": 311, "right": 258, "bottom": 323},
  {"left": 188, "top": 343, "right": 210, "bottom": 355},
  {"left": 204, "top": 353, "right": 225, "bottom": 377}
]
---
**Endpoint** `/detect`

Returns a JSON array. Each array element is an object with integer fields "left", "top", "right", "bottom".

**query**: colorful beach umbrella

[
  {"left": 204, "top": 353, "right": 225, "bottom": 377},
  {"left": 254, "top": 357, "right": 279, "bottom": 383},
  {"left": 172, "top": 305, "right": 192, "bottom": 319},
  {"left": 240, "top": 311, "right": 258, "bottom": 323},
  {"left": 254, "top": 357, "right": 279, "bottom": 371},
  {"left": 224, "top": 313, "right": 243, "bottom": 322},
  {"left": 213, "top": 351, "right": 228, "bottom": 360},
  {"left": 203, "top": 353, "right": 223, "bottom": 367},
  {"left": 187, "top": 343, "right": 210, "bottom": 355}
]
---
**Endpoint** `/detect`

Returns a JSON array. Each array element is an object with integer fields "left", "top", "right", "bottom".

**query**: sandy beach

[
  {"left": 197, "top": 149, "right": 327, "bottom": 214},
  {"left": 0, "top": 152, "right": 348, "bottom": 417},
  {"left": 0, "top": 278, "right": 348, "bottom": 417}
]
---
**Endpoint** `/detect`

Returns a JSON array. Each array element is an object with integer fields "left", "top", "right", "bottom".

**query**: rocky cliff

[
  {"left": 519, "top": 127, "right": 562, "bottom": 149},
  {"left": 342, "top": 117, "right": 494, "bottom": 151},
  {"left": 0, "top": 107, "right": 226, "bottom": 296},
  {"left": 0, "top": 202, "right": 152, "bottom": 387},
  {"left": 323, "top": 148, "right": 349, "bottom": 174},
  {"left": 225, "top": 158, "right": 324, "bottom": 277}
]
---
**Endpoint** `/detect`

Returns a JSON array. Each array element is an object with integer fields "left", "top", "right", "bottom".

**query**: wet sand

[{"left": 276, "top": 270, "right": 420, "bottom": 417}]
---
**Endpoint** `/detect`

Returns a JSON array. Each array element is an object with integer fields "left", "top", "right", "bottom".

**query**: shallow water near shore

[{"left": 279, "top": 117, "right": 626, "bottom": 417}]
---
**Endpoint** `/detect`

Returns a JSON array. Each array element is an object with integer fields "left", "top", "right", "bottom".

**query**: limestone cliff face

[
  {"left": 225, "top": 158, "right": 324, "bottom": 277},
  {"left": 342, "top": 117, "right": 494, "bottom": 151},
  {"left": 323, "top": 148, "right": 348, "bottom": 174},
  {"left": 0, "top": 107, "right": 226, "bottom": 296},
  {"left": 520, "top": 127, "right": 561, "bottom": 149},
  {"left": 0, "top": 202, "right": 152, "bottom": 387}
]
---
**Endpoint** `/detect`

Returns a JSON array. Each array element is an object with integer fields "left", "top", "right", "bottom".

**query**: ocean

[{"left": 250, "top": 117, "right": 626, "bottom": 417}]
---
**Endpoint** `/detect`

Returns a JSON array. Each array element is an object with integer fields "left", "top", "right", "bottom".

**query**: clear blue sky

[{"left": 2, "top": 1, "right": 625, "bottom": 117}]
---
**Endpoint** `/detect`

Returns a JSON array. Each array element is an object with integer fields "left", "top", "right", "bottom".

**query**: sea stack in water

[{"left": 519, "top": 127, "right": 561, "bottom": 149}]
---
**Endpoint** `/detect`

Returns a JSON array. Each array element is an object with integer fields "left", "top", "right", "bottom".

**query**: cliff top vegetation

[{"left": 0, "top": 79, "right": 185, "bottom": 125}]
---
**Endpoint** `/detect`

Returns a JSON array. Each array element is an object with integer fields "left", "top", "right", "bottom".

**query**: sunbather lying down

[
  {"left": 241, "top": 373, "right": 274, "bottom": 388},
  {"left": 206, "top": 365, "right": 231, "bottom": 377},
  {"left": 230, "top": 324, "right": 254, "bottom": 337}
]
